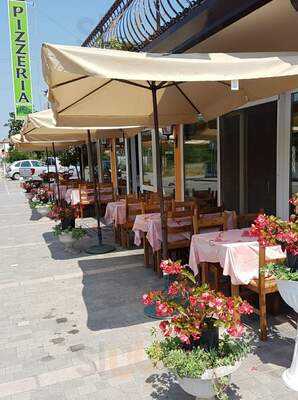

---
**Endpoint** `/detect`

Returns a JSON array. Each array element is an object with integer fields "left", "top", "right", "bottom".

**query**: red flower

[
  {"left": 160, "top": 260, "right": 183, "bottom": 275},
  {"left": 142, "top": 294, "right": 153, "bottom": 306},
  {"left": 168, "top": 283, "right": 179, "bottom": 297},
  {"left": 238, "top": 301, "right": 254, "bottom": 315}
]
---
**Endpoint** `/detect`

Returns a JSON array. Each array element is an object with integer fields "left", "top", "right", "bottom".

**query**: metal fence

[{"left": 82, "top": 0, "right": 202, "bottom": 49}]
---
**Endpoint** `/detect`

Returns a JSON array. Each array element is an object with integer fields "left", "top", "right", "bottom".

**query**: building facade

[{"left": 84, "top": 0, "right": 298, "bottom": 219}]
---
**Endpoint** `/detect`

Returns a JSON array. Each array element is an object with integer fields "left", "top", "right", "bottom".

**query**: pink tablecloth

[
  {"left": 188, "top": 229, "right": 285, "bottom": 285},
  {"left": 133, "top": 213, "right": 191, "bottom": 252},
  {"left": 105, "top": 201, "right": 126, "bottom": 226}
]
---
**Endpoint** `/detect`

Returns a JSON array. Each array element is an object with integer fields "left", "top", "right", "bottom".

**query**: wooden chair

[
  {"left": 154, "top": 209, "right": 197, "bottom": 275},
  {"left": 122, "top": 200, "right": 142, "bottom": 248},
  {"left": 232, "top": 245, "right": 285, "bottom": 341},
  {"left": 232, "top": 209, "right": 265, "bottom": 229},
  {"left": 171, "top": 200, "right": 196, "bottom": 213},
  {"left": 197, "top": 211, "right": 228, "bottom": 233},
  {"left": 78, "top": 183, "right": 95, "bottom": 218}
]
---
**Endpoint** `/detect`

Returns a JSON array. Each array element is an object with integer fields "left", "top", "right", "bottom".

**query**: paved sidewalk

[{"left": 0, "top": 178, "right": 297, "bottom": 400}]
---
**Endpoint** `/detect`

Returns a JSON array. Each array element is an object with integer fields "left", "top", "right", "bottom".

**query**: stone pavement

[{"left": 0, "top": 177, "right": 298, "bottom": 400}]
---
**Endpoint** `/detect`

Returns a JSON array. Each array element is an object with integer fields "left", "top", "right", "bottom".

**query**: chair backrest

[
  {"left": 233, "top": 209, "right": 265, "bottom": 229},
  {"left": 141, "top": 202, "right": 160, "bottom": 214},
  {"left": 98, "top": 183, "right": 114, "bottom": 203},
  {"left": 197, "top": 211, "right": 228, "bottom": 233},
  {"left": 79, "top": 183, "right": 95, "bottom": 205},
  {"left": 199, "top": 205, "right": 224, "bottom": 214},
  {"left": 172, "top": 200, "right": 197, "bottom": 213},
  {"left": 125, "top": 201, "right": 142, "bottom": 224},
  {"left": 167, "top": 210, "right": 195, "bottom": 239}
]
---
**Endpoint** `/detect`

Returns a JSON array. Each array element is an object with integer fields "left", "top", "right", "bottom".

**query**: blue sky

[{"left": 0, "top": 0, "right": 114, "bottom": 139}]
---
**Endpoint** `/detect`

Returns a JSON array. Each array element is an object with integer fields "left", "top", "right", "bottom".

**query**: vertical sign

[{"left": 8, "top": 0, "right": 33, "bottom": 119}]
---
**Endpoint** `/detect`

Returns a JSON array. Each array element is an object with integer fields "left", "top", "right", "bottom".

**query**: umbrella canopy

[
  {"left": 22, "top": 109, "right": 141, "bottom": 142},
  {"left": 10, "top": 134, "right": 84, "bottom": 152},
  {"left": 42, "top": 44, "right": 298, "bottom": 126}
]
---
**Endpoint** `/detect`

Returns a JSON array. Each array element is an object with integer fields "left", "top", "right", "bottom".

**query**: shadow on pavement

[{"left": 78, "top": 255, "right": 163, "bottom": 331}]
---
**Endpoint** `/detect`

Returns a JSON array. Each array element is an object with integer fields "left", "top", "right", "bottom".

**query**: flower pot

[
  {"left": 61, "top": 217, "right": 76, "bottom": 230},
  {"left": 59, "top": 232, "right": 75, "bottom": 249},
  {"left": 277, "top": 280, "right": 298, "bottom": 392},
  {"left": 177, "top": 361, "right": 241, "bottom": 399},
  {"left": 24, "top": 192, "right": 34, "bottom": 200},
  {"left": 35, "top": 205, "right": 50, "bottom": 217},
  {"left": 286, "top": 252, "right": 298, "bottom": 272}
]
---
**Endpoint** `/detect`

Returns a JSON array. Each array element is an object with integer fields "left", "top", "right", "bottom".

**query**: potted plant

[
  {"left": 53, "top": 224, "right": 87, "bottom": 249},
  {"left": 21, "top": 181, "right": 38, "bottom": 200},
  {"left": 249, "top": 197, "right": 298, "bottom": 391},
  {"left": 30, "top": 188, "right": 54, "bottom": 216},
  {"left": 143, "top": 260, "right": 253, "bottom": 399},
  {"left": 48, "top": 205, "right": 78, "bottom": 229}
]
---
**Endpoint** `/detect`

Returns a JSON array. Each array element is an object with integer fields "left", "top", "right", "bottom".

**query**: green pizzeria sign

[{"left": 8, "top": 0, "right": 33, "bottom": 119}]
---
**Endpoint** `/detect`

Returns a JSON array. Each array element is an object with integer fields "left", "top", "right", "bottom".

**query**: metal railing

[{"left": 82, "top": 0, "right": 203, "bottom": 50}]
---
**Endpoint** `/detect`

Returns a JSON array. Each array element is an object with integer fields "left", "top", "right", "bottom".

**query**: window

[
  {"left": 14, "top": 161, "right": 21, "bottom": 167},
  {"left": 140, "top": 130, "right": 155, "bottom": 188},
  {"left": 184, "top": 121, "right": 218, "bottom": 198},
  {"left": 31, "top": 161, "right": 42, "bottom": 167},
  {"left": 20, "top": 161, "right": 31, "bottom": 168},
  {"left": 291, "top": 92, "right": 298, "bottom": 199},
  {"left": 160, "top": 132, "right": 175, "bottom": 196}
]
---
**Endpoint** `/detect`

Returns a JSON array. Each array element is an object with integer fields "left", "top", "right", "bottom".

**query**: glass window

[
  {"left": 20, "top": 161, "right": 31, "bottom": 168},
  {"left": 291, "top": 93, "right": 298, "bottom": 200},
  {"left": 31, "top": 161, "right": 42, "bottom": 167},
  {"left": 14, "top": 161, "right": 21, "bottom": 167},
  {"left": 160, "top": 129, "right": 175, "bottom": 196},
  {"left": 184, "top": 121, "right": 218, "bottom": 199},
  {"left": 116, "top": 138, "right": 127, "bottom": 194},
  {"left": 141, "top": 130, "right": 154, "bottom": 187}
]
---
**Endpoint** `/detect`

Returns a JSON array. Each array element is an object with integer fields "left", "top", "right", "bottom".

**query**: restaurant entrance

[{"left": 220, "top": 101, "right": 277, "bottom": 215}]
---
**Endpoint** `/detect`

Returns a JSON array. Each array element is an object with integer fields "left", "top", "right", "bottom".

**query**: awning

[
  {"left": 42, "top": 44, "right": 298, "bottom": 125},
  {"left": 22, "top": 109, "right": 141, "bottom": 141}
]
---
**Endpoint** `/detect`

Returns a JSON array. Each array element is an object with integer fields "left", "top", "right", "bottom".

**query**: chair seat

[{"left": 247, "top": 276, "right": 277, "bottom": 293}]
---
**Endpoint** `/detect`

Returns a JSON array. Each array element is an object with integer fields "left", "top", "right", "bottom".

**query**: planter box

[
  {"left": 35, "top": 205, "right": 50, "bottom": 217},
  {"left": 177, "top": 361, "right": 241, "bottom": 399},
  {"left": 277, "top": 280, "right": 298, "bottom": 392},
  {"left": 58, "top": 232, "right": 75, "bottom": 248}
]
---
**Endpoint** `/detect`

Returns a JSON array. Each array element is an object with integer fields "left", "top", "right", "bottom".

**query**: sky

[{"left": 0, "top": 0, "right": 114, "bottom": 139}]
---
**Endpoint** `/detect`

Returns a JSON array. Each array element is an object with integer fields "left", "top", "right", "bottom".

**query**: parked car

[{"left": 6, "top": 160, "right": 47, "bottom": 180}]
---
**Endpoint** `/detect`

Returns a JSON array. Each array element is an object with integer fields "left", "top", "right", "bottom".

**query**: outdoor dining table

[
  {"left": 188, "top": 228, "right": 285, "bottom": 286},
  {"left": 104, "top": 200, "right": 126, "bottom": 226}
]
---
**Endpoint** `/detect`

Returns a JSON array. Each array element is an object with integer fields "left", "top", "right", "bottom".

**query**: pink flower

[
  {"left": 142, "top": 294, "right": 153, "bottom": 306},
  {"left": 156, "top": 301, "right": 174, "bottom": 317},
  {"left": 238, "top": 302, "right": 254, "bottom": 315},
  {"left": 178, "top": 332, "right": 190, "bottom": 344},
  {"left": 168, "top": 283, "right": 179, "bottom": 297},
  {"left": 160, "top": 260, "right": 182, "bottom": 275},
  {"left": 227, "top": 324, "right": 245, "bottom": 337},
  {"left": 189, "top": 296, "right": 197, "bottom": 306}
]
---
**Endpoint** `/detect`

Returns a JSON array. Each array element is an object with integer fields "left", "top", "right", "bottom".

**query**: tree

[
  {"left": 4, "top": 112, "right": 23, "bottom": 138},
  {"left": 58, "top": 147, "right": 81, "bottom": 178}
]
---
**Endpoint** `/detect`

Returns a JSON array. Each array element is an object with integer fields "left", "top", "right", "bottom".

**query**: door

[
  {"left": 220, "top": 114, "right": 240, "bottom": 212},
  {"left": 245, "top": 101, "right": 277, "bottom": 215}
]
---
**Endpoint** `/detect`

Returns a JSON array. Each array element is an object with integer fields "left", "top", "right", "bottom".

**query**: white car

[{"left": 6, "top": 160, "right": 47, "bottom": 180}]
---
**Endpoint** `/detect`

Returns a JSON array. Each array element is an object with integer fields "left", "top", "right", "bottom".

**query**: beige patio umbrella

[
  {"left": 42, "top": 44, "right": 298, "bottom": 258},
  {"left": 11, "top": 134, "right": 83, "bottom": 151},
  {"left": 21, "top": 109, "right": 143, "bottom": 254},
  {"left": 22, "top": 109, "right": 141, "bottom": 142}
]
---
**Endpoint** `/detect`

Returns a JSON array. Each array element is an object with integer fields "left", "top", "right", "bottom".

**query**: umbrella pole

[
  {"left": 45, "top": 147, "right": 50, "bottom": 191},
  {"left": 151, "top": 83, "right": 168, "bottom": 260},
  {"left": 52, "top": 142, "right": 61, "bottom": 205},
  {"left": 85, "top": 130, "right": 114, "bottom": 255}
]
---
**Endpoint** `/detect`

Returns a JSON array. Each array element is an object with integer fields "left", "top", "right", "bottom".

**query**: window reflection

[
  {"left": 291, "top": 93, "right": 298, "bottom": 197},
  {"left": 184, "top": 121, "right": 218, "bottom": 199},
  {"left": 141, "top": 130, "right": 154, "bottom": 187},
  {"left": 161, "top": 128, "right": 175, "bottom": 196}
]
